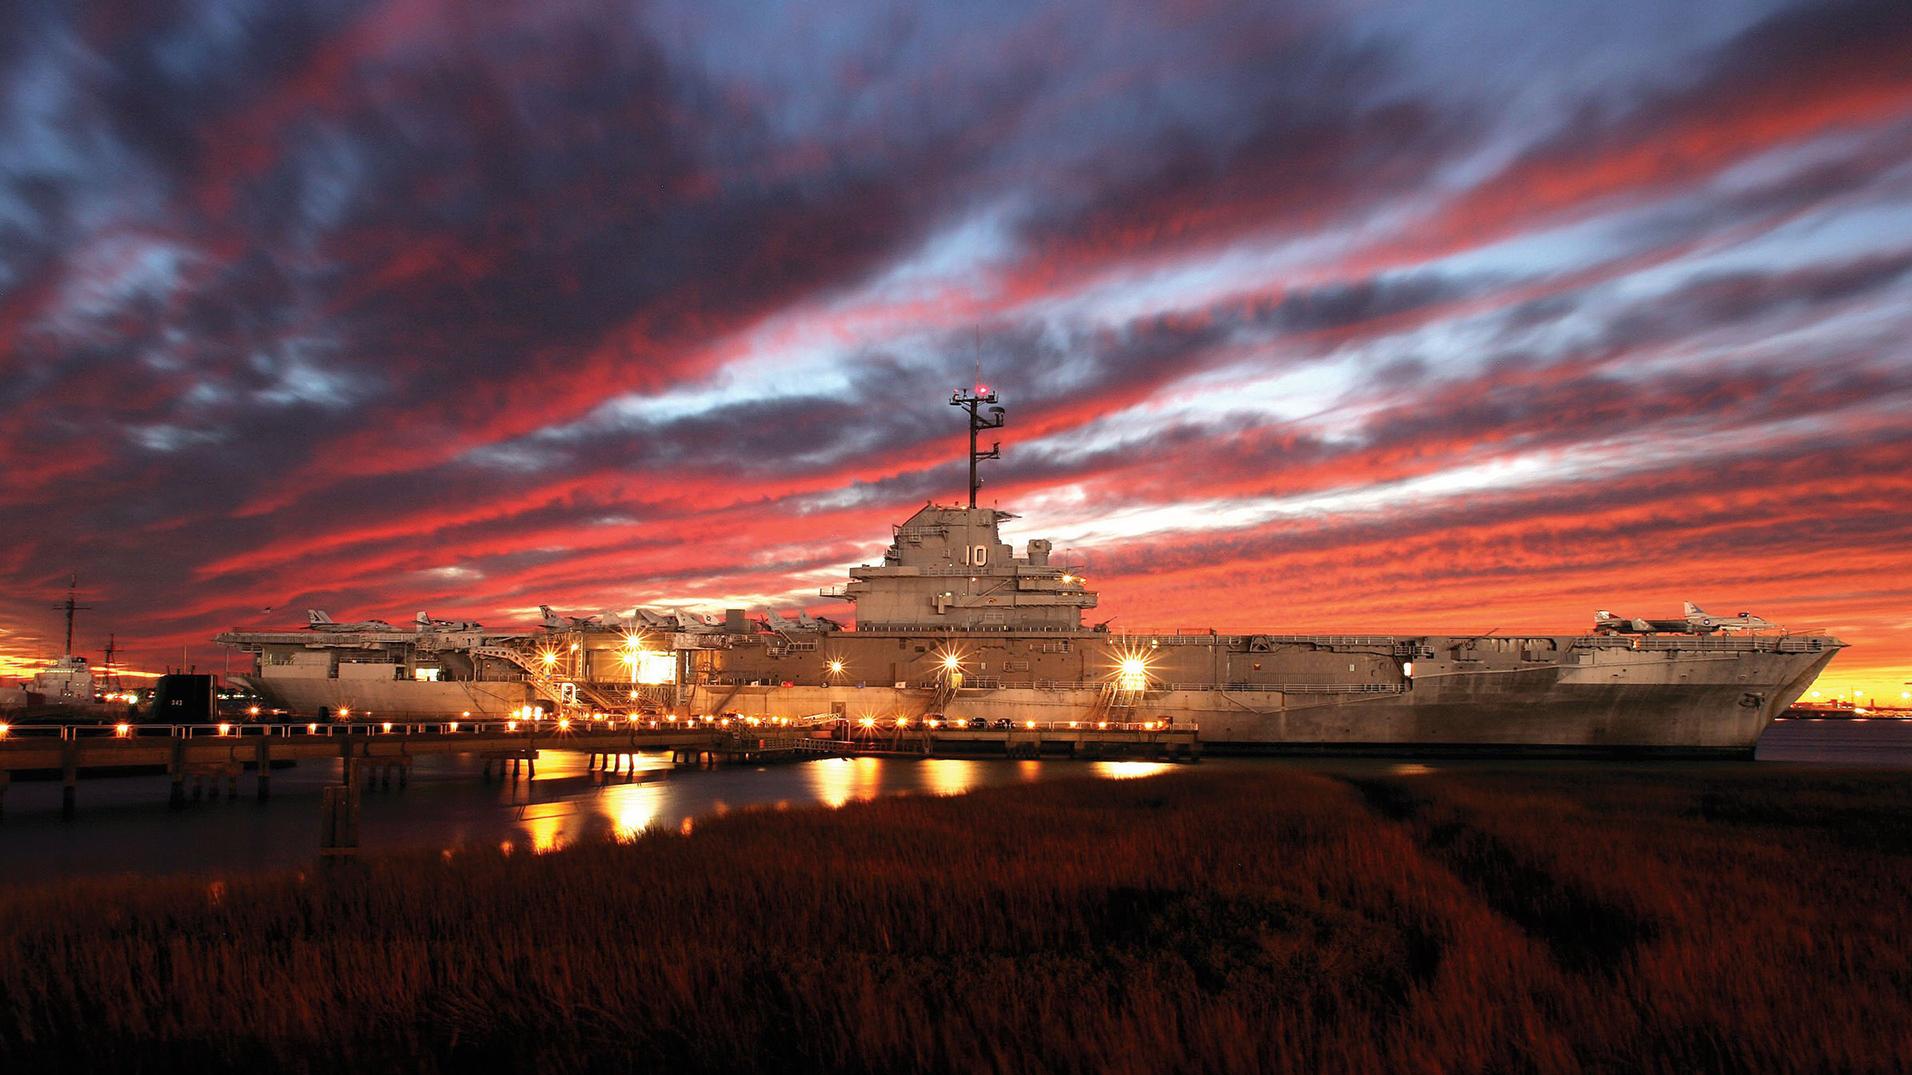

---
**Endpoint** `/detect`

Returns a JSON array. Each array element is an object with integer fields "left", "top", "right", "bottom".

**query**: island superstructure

[{"left": 215, "top": 389, "right": 1843, "bottom": 756}]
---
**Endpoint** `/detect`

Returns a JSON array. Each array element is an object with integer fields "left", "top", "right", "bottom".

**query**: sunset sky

[{"left": 1, "top": 0, "right": 1908, "bottom": 698}]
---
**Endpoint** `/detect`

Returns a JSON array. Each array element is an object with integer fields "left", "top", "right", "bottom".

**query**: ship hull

[
  {"left": 234, "top": 676, "right": 532, "bottom": 719},
  {"left": 686, "top": 639, "right": 1836, "bottom": 756},
  {"left": 223, "top": 629, "right": 1840, "bottom": 755}
]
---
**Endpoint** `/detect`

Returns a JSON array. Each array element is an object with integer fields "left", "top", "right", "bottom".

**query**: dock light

[
  {"left": 1025, "top": 721, "right": 1036, "bottom": 729},
  {"left": 557, "top": 717, "right": 572, "bottom": 731},
  {"left": 381, "top": 722, "right": 393, "bottom": 733},
  {"left": 1068, "top": 721, "right": 1078, "bottom": 729},
  {"left": 449, "top": 721, "right": 460, "bottom": 732},
  {"left": 0, "top": 722, "right": 9, "bottom": 738},
  {"left": 507, "top": 720, "right": 519, "bottom": 732},
  {"left": 218, "top": 722, "right": 232, "bottom": 736},
  {"left": 462, "top": 711, "right": 472, "bottom": 718},
  {"left": 827, "top": 658, "right": 846, "bottom": 676},
  {"left": 859, "top": 717, "right": 877, "bottom": 729},
  {"left": 896, "top": 716, "right": 909, "bottom": 728},
  {"left": 307, "top": 723, "right": 318, "bottom": 733},
  {"left": 952, "top": 719, "right": 967, "bottom": 728},
  {"left": 115, "top": 722, "right": 131, "bottom": 738},
  {"left": 927, "top": 718, "right": 941, "bottom": 729},
  {"left": 1096, "top": 721, "right": 1108, "bottom": 730},
  {"left": 539, "top": 650, "right": 557, "bottom": 669}
]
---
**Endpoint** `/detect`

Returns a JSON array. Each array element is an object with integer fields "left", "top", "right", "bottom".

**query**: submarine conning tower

[{"left": 839, "top": 387, "right": 1098, "bottom": 632}]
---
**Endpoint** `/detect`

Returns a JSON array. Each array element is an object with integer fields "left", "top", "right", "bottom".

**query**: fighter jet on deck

[
  {"left": 538, "top": 605, "right": 612, "bottom": 630},
  {"left": 416, "top": 612, "right": 483, "bottom": 632},
  {"left": 1594, "top": 604, "right": 1778, "bottom": 635},
  {"left": 306, "top": 610, "right": 395, "bottom": 632},
  {"left": 1683, "top": 603, "right": 1778, "bottom": 632}
]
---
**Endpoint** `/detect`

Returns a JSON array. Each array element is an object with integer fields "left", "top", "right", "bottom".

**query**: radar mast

[
  {"left": 950, "top": 384, "right": 1005, "bottom": 508},
  {"left": 53, "top": 574, "right": 91, "bottom": 657}
]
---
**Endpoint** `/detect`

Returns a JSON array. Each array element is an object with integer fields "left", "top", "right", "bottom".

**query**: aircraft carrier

[{"left": 214, "top": 390, "right": 1844, "bottom": 756}]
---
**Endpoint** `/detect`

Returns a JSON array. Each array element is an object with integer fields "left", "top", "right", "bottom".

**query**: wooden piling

[
  {"left": 0, "top": 770, "right": 9, "bottom": 821},
  {"left": 60, "top": 738, "right": 78, "bottom": 820},
  {"left": 319, "top": 783, "right": 359, "bottom": 859},
  {"left": 169, "top": 737, "right": 187, "bottom": 809},
  {"left": 255, "top": 737, "right": 271, "bottom": 801}
]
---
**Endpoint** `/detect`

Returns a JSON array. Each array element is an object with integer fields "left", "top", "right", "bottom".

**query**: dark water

[{"left": 1, "top": 719, "right": 1903, "bottom": 884}]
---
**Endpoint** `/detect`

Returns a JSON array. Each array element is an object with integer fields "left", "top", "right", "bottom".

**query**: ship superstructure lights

[
  {"left": 858, "top": 717, "right": 877, "bottom": 729},
  {"left": 338, "top": 707, "right": 351, "bottom": 719}
]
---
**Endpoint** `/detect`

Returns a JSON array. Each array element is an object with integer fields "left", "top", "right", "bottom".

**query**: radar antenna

[
  {"left": 53, "top": 574, "right": 92, "bottom": 657},
  {"left": 950, "top": 383, "right": 1005, "bottom": 508},
  {"left": 101, "top": 633, "right": 124, "bottom": 694}
]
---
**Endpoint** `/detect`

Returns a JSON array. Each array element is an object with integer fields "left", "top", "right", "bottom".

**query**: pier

[{"left": 0, "top": 717, "right": 1198, "bottom": 825}]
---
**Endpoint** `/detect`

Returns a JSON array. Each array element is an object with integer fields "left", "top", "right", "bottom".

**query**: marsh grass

[{"left": 1, "top": 766, "right": 1907, "bottom": 1072}]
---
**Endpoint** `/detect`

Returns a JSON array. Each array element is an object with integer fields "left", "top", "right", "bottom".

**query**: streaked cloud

[{"left": 0, "top": 0, "right": 1908, "bottom": 696}]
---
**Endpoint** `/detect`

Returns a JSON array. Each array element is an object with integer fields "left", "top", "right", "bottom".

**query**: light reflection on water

[
  {"left": 603, "top": 782, "right": 664, "bottom": 841},
  {"left": 1089, "top": 761, "right": 1176, "bottom": 780},
  {"left": 0, "top": 750, "right": 1178, "bottom": 883}
]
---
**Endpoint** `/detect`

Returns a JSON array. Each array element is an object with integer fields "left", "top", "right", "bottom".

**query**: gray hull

[
  {"left": 689, "top": 642, "right": 1835, "bottom": 756},
  {"left": 235, "top": 676, "right": 532, "bottom": 719},
  {"left": 230, "top": 632, "right": 1839, "bottom": 756}
]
